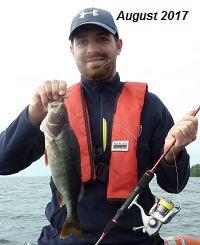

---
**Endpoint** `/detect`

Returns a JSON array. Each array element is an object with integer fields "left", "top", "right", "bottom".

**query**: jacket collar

[{"left": 81, "top": 72, "right": 121, "bottom": 99}]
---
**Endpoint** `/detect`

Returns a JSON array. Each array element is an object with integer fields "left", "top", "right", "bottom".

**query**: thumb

[
  {"left": 186, "top": 109, "right": 198, "bottom": 116},
  {"left": 186, "top": 106, "right": 200, "bottom": 117}
]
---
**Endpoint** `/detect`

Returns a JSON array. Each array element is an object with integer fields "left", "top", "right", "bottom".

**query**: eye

[
  {"left": 77, "top": 39, "right": 87, "bottom": 46},
  {"left": 98, "top": 37, "right": 109, "bottom": 42}
]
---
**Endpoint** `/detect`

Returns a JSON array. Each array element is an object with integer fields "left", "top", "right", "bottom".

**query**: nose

[{"left": 87, "top": 41, "right": 99, "bottom": 54}]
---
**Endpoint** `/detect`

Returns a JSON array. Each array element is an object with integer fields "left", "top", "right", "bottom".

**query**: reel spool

[{"left": 149, "top": 197, "right": 180, "bottom": 224}]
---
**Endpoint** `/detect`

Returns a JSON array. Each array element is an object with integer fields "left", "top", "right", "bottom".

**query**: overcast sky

[{"left": 0, "top": 0, "right": 199, "bottom": 177}]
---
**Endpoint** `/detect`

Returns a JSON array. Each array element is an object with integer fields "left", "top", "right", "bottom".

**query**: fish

[{"left": 40, "top": 100, "right": 84, "bottom": 240}]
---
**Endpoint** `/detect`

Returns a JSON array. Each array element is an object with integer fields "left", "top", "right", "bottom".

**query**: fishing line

[
  {"left": 169, "top": 106, "right": 200, "bottom": 207},
  {"left": 87, "top": 54, "right": 118, "bottom": 79},
  {"left": 60, "top": 95, "right": 64, "bottom": 102},
  {"left": 171, "top": 145, "right": 181, "bottom": 208},
  {"left": 171, "top": 146, "right": 180, "bottom": 194}
]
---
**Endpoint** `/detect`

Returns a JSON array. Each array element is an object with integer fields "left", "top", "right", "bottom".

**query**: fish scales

[{"left": 40, "top": 101, "right": 84, "bottom": 240}]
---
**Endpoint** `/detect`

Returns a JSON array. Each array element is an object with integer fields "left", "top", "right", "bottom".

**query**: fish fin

[
  {"left": 57, "top": 189, "right": 64, "bottom": 207},
  {"left": 78, "top": 181, "right": 85, "bottom": 202},
  {"left": 40, "top": 117, "right": 46, "bottom": 133},
  {"left": 49, "top": 139, "right": 60, "bottom": 157},
  {"left": 45, "top": 149, "right": 48, "bottom": 166},
  {"left": 60, "top": 215, "right": 83, "bottom": 240}
]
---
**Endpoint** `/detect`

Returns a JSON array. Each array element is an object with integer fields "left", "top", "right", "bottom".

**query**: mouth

[
  {"left": 86, "top": 57, "right": 106, "bottom": 66},
  {"left": 49, "top": 101, "right": 64, "bottom": 106},
  {"left": 48, "top": 101, "right": 64, "bottom": 115}
]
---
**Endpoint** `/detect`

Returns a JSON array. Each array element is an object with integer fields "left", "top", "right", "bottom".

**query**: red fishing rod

[{"left": 95, "top": 106, "right": 200, "bottom": 245}]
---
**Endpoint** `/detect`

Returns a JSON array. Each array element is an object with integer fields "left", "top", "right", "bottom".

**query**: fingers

[
  {"left": 38, "top": 79, "right": 68, "bottom": 108},
  {"left": 59, "top": 80, "right": 68, "bottom": 96},
  {"left": 35, "top": 85, "right": 49, "bottom": 109},
  {"left": 171, "top": 120, "right": 197, "bottom": 148},
  {"left": 174, "top": 114, "right": 197, "bottom": 144},
  {"left": 180, "top": 112, "right": 198, "bottom": 136},
  {"left": 43, "top": 79, "right": 67, "bottom": 100},
  {"left": 164, "top": 110, "right": 198, "bottom": 164},
  {"left": 28, "top": 79, "right": 68, "bottom": 126},
  {"left": 187, "top": 107, "right": 200, "bottom": 117}
]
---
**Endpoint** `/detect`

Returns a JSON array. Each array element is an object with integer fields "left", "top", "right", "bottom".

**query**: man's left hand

[{"left": 164, "top": 110, "right": 198, "bottom": 165}]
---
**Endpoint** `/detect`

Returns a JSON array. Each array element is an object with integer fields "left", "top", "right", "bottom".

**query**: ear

[
  {"left": 70, "top": 44, "right": 74, "bottom": 57},
  {"left": 116, "top": 39, "right": 123, "bottom": 56}
]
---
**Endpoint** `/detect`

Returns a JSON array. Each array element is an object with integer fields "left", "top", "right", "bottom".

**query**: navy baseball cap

[{"left": 69, "top": 7, "right": 119, "bottom": 41}]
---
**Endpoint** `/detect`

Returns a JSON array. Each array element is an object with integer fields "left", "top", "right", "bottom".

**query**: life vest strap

[
  {"left": 96, "top": 162, "right": 109, "bottom": 185},
  {"left": 93, "top": 145, "right": 103, "bottom": 164}
]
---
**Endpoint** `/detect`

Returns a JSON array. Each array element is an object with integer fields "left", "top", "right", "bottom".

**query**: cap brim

[{"left": 69, "top": 22, "right": 117, "bottom": 40}]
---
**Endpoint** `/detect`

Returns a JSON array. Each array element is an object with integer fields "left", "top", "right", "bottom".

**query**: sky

[{"left": 0, "top": 0, "right": 199, "bottom": 177}]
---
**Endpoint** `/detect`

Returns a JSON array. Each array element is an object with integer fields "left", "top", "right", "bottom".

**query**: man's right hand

[{"left": 27, "top": 79, "right": 68, "bottom": 126}]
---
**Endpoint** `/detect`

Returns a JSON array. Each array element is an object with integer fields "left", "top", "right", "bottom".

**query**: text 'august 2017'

[{"left": 116, "top": 11, "right": 189, "bottom": 22}]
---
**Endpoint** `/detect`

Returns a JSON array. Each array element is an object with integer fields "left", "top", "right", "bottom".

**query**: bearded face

[
  {"left": 76, "top": 52, "right": 117, "bottom": 81},
  {"left": 70, "top": 25, "right": 122, "bottom": 81}
]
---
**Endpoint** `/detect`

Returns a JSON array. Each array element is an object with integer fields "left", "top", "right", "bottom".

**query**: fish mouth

[
  {"left": 48, "top": 101, "right": 64, "bottom": 114},
  {"left": 49, "top": 101, "right": 64, "bottom": 107},
  {"left": 48, "top": 101, "right": 64, "bottom": 124}
]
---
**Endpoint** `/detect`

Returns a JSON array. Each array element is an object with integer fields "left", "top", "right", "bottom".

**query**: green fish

[{"left": 40, "top": 100, "right": 84, "bottom": 240}]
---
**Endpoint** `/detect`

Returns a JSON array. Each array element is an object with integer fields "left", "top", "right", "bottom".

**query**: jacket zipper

[{"left": 99, "top": 88, "right": 103, "bottom": 149}]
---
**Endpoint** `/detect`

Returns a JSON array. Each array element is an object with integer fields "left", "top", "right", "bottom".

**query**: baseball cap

[{"left": 69, "top": 7, "right": 119, "bottom": 41}]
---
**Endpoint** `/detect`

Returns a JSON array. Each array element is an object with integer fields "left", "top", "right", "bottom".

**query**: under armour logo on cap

[
  {"left": 69, "top": 7, "right": 119, "bottom": 41},
  {"left": 80, "top": 10, "right": 98, "bottom": 18}
]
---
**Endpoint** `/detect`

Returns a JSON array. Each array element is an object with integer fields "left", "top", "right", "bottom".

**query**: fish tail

[{"left": 60, "top": 215, "right": 83, "bottom": 240}]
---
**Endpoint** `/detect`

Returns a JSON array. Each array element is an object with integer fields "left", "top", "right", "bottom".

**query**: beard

[{"left": 76, "top": 52, "right": 117, "bottom": 82}]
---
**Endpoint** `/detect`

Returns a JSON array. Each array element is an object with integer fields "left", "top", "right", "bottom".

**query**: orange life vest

[{"left": 64, "top": 81, "right": 147, "bottom": 200}]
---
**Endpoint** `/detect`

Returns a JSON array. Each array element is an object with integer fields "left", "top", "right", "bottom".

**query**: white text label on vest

[{"left": 111, "top": 141, "right": 129, "bottom": 152}]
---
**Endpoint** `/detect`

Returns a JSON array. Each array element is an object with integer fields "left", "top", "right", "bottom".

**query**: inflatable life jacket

[
  {"left": 164, "top": 236, "right": 200, "bottom": 245},
  {"left": 64, "top": 81, "right": 147, "bottom": 201}
]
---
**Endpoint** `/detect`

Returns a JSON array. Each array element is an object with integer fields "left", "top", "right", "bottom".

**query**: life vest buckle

[{"left": 96, "top": 162, "right": 109, "bottom": 185}]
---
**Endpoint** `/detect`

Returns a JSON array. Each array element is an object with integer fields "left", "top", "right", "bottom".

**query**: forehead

[{"left": 73, "top": 24, "right": 112, "bottom": 40}]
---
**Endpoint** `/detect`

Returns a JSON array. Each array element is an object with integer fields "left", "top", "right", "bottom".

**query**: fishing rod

[{"left": 95, "top": 106, "right": 200, "bottom": 245}]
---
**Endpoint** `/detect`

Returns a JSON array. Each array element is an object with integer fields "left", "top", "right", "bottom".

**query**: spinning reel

[{"left": 132, "top": 195, "right": 181, "bottom": 236}]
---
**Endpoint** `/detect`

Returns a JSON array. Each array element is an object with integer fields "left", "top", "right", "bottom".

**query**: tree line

[{"left": 190, "top": 164, "right": 200, "bottom": 177}]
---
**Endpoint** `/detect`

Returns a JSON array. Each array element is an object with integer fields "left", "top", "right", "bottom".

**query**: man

[{"left": 0, "top": 7, "right": 198, "bottom": 245}]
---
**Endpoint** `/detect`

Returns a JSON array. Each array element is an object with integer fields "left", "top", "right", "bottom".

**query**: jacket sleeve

[
  {"left": 156, "top": 148, "right": 190, "bottom": 193},
  {"left": 137, "top": 92, "right": 190, "bottom": 194},
  {"left": 0, "top": 106, "right": 45, "bottom": 175}
]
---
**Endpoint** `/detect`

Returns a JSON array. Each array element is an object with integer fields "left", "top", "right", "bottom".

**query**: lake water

[{"left": 0, "top": 176, "right": 199, "bottom": 244}]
